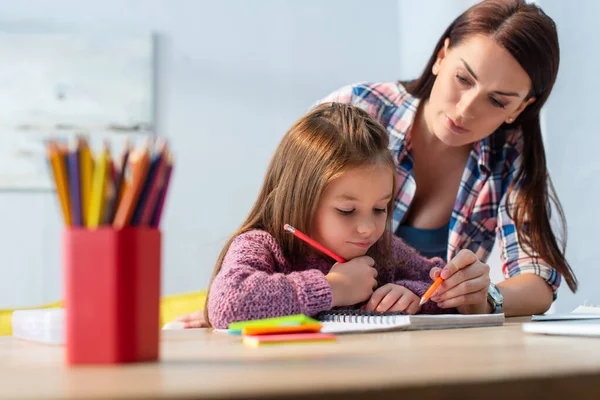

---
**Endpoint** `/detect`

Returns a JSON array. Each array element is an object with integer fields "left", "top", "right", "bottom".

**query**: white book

[
  {"left": 523, "top": 319, "right": 600, "bottom": 338},
  {"left": 531, "top": 303, "right": 600, "bottom": 321},
  {"left": 524, "top": 302, "right": 600, "bottom": 338},
  {"left": 315, "top": 310, "right": 505, "bottom": 334}
]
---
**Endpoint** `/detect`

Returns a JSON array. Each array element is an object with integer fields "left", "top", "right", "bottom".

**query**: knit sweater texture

[{"left": 208, "top": 230, "right": 452, "bottom": 328}]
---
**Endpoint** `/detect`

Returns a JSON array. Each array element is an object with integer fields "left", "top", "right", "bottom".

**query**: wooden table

[{"left": 2, "top": 317, "right": 600, "bottom": 399}]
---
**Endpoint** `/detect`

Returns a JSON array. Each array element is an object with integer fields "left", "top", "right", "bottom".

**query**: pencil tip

[{"left": 419, "top": 298, "right": 427, "bottom": 306}]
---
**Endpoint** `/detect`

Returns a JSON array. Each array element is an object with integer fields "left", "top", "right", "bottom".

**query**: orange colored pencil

[
  {"left": 47, "top": 141, "right": 72, "bottom": 226},
  {"left": 419, "top": 277, "right": 444, "bottom": 306},
  {"left": 112, "top": 147, "right": 150, "bottom": 229}
]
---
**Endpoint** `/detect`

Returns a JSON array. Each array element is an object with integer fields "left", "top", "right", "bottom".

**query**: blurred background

[{"left": 0, "top": 0, "right": 596, "bottom": 313}]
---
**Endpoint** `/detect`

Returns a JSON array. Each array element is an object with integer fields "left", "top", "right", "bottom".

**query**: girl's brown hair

[
  {"left": 404, "top": 0, "right": 577, "bottom": 291},
  {"left": 204, "top": 102, "right": 398, "bottom": 325}
]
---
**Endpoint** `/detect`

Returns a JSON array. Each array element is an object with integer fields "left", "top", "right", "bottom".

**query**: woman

[
  {"left": 175, "top": 0, "right": 577, "bottom": 327},
  {"left": 323, "top": 0, "right": 577, "bottom": 318}
]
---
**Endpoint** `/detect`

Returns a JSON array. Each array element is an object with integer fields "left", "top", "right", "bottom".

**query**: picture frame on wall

[{"left": 0, "top": 25, "right": 155, "bottom": 190}]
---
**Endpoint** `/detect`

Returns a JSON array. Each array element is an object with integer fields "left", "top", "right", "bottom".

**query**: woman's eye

[
  {"left": 456, "top": 74, "right": 470, "bottom": 85},
  {"left": 490, "top": 98, "right": 506, "bottom": 109}
]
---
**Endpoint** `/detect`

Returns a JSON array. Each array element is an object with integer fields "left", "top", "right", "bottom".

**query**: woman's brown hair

[
  {"left": 204, "top": 102, "right": 398, "bottom": 325},
  {"left": 405, "top": 0, "right": 577, "bottom": 291}
]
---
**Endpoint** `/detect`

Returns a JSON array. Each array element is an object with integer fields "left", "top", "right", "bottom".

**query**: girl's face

[
  {"left": 312, "top": 164, "right": 394, "bottom": 261},
  {"left": 425, "top": 34, "right": 536, "bottom": 147}
]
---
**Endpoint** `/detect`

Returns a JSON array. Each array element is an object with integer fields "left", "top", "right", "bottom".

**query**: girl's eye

[
  {"left": 374, "top": 208, "right": 387, "bottom": 214},
  {"left": 337, "top": 208, "right": 354, "bottom": 215}
]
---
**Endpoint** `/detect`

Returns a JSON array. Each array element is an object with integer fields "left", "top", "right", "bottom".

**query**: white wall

[
  {"left": 0, "top": 0, "right": 402, "bottom": 307},
  {"left": 537, "top": 0, "right": 600, "bottom": 312}
]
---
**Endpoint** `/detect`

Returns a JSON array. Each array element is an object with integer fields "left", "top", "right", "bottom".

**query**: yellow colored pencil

[
  {"left": 88, "top": 142, "right": 110, "bottom": 228},
  {"left": 79, "top": 136, "right": 94, "bottom": 227},
  {"left": 47, "top": 141, "right": 72, "bottom": 226}
]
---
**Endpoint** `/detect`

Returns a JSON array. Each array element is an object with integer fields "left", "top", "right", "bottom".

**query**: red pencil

[{"left": 283, "top": 224, "right": 345, "bottom": 263}]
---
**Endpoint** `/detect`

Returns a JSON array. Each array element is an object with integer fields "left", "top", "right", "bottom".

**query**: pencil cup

[{"left": 63, "top": 227, "right": 161, "bottom": 365}]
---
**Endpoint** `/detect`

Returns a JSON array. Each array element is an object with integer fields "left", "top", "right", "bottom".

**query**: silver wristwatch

[{"left": 487, "top": 282, "right": 503, "bottom": 314}]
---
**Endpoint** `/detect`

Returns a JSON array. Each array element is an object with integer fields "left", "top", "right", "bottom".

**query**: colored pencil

[
  {"left": 79, "top": 136, "right": 94, "bottom": 227},
  {"left": 283, "top": 224, "right": 345, "bottom": 263},
  {"left": 47, "top": 137, "right": 173, "bottom": 229},
  {"left": 419, "top": 277, "right": 445, "bottom": 306},
  {"left": 149, "top": 153, "right": 173, "bottom": 228},
  {"left": 47, "top": 141, "right": 72, "bottom": 226},
  {"left": 131, "top": 142, "right": 165, "bottom": 225},
  {"left": 88, "top": 142, "right": 110, "bottom": 228},
  {"left": 67, "top": 139, "right": 82, "bottom": 226},
  {"left": 139, "top": 145, "right": 169, "bottom": 226},
  {"left": 112, "top": 146, "right": 150, "bottom": 229}
]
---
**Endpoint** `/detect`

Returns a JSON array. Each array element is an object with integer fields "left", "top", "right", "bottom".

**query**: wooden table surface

[{"left": 2, "top": 317, "right": 600, "bottom": 399}]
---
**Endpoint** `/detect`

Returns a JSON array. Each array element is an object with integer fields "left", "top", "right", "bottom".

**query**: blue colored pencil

[
  {"left": 130, "top": 141, "right": 165, "bottom": 225},
  {"left": 67, "top": 139, "right": 83, "bottom": 227}
]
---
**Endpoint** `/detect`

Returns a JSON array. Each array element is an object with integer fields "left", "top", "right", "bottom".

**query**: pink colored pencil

[{"left": 283, "top": 224, "right": 345, "bottom": 263}]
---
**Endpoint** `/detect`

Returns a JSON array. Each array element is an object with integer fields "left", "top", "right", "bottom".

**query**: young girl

[{"left": 206, "top": 103, "right": 448, "bottom": 329}]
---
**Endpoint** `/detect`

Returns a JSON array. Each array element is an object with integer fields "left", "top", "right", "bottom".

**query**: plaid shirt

[{"left": 316, "top": 82, "right": 561, "bottom": 296}]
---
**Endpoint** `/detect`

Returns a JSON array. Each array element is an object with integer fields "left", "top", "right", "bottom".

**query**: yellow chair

[
  {"left": 0, "top": 291, "right": 206, "bottom": 336},
  {"left": 159, "top": 290, "right": 207, "bottom": 327}
]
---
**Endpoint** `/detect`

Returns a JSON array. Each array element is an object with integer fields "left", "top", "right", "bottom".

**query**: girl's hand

[
  {"left": 363, "top": 283, "right": 421, "bottom": 314},
  {"left": 428, "top": 249, "right": 491, "bottom": 314},
  {"left": 174, "top": 310, "right": 209, "bottom": 328},
  {"left": 326, "top": 256, "right": 378, "bottom": 307}
]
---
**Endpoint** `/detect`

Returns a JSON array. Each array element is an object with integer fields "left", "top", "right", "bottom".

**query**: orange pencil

[
  {"left": 112, "top": 147, "right": 150, "bottom": 229},
  {"left": 419, "top": 277, "right": 444, "bottom": 306},
  {"left": 47, "top": 141, "right": 72, "bottom": 226}
]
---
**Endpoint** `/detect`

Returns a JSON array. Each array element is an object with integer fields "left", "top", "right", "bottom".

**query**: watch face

[{"left": 488, "top": 284, "right": 503, "bottom": 304}]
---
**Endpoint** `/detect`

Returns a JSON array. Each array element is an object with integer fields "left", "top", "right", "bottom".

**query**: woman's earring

[
  {"left": 507, "top": 117, "right": 514, "bottom": 124},
  {"left": 432, "top": 65, "right": 439, "bottom": 75}
]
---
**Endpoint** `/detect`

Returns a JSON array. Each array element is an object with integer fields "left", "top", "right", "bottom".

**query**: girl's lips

[{"left": 349, "top": 241, "right": 372, "bottom": 248}]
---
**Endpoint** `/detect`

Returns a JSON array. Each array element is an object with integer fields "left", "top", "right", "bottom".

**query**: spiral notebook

[{"left": 315, "top": 310, "right": 505, "bottom": 334}]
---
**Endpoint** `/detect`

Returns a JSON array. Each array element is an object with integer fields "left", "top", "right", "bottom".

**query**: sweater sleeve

[
  {"left": 207, "top": 231, "right": 333, "bottom": 329},
  {"left": 389, "top": 236, "right": 455, "bottom": 314}
]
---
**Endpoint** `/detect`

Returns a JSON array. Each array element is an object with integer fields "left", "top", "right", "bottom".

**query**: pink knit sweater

[{"left": 207, "top": 230, "right": 451, "bottom": 328}]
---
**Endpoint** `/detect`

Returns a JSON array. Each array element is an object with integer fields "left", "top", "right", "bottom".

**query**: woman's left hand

[{"left": 428, "top": 249, "right": 491, "bottom": 314}]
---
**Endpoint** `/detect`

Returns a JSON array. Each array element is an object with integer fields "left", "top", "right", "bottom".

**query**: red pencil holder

[{"left": 63, "top": 227, "right": 161, "bottom": 365}]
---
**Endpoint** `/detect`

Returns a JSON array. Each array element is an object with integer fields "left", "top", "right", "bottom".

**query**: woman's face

[{"left": 425, "top": 34, "right": 536, "bottom": 147}]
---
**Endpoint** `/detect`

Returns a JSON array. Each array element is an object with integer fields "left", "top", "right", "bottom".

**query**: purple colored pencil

[{"left": 150, "top": 158, "right": 173, "bottom": 228}]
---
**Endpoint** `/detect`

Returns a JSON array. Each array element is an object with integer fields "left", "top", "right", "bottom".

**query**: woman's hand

[
  {"left": 174, "top": 310, "right": 209, "bottom": 328},
  {"left": 428, "top": 249, "right": 491, "bottom": 314},
  {"left": 363, "top": 283, "right": 421, "bottom": 314}
]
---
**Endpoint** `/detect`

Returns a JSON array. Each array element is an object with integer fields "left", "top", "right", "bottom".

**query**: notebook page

[{"left": 319, "top": 313, "right": 504, "bottom": 334}]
